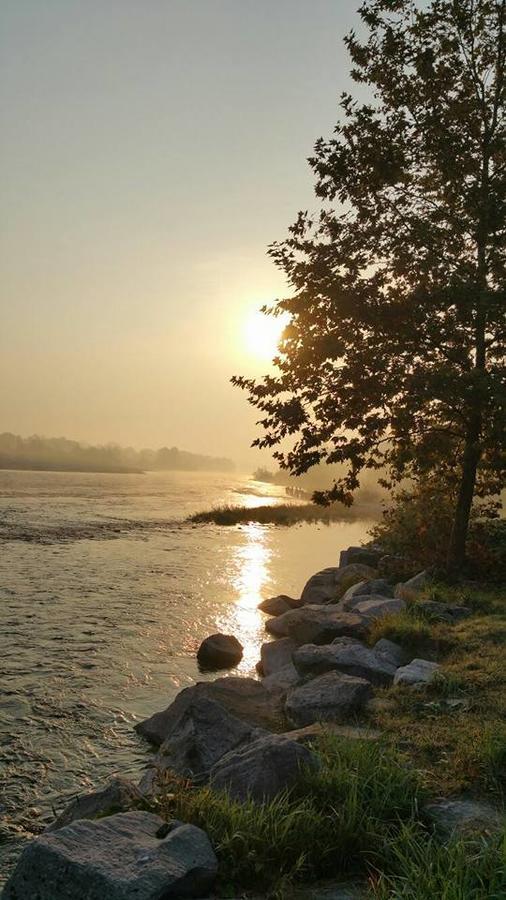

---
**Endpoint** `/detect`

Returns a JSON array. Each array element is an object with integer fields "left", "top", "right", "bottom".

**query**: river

[{"left": 0, "top": 468, "right": 372, "bottom": 883}]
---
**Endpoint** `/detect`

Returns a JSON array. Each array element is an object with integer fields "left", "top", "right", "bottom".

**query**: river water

[{"left": 0, "top": 468, "right": 371, "bottom": 883}]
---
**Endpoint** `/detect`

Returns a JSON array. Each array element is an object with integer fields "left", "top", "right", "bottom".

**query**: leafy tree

[{"left": 233, "top": 0, "right": 505, "bottom": 571}]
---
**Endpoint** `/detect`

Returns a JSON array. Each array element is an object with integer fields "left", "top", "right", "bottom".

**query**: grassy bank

[
  {"left": 147, "top": 582, "right": 505, "bottom": 898},
  {"left": 189, "top": 501, "right": 377, "bottom": 527}
]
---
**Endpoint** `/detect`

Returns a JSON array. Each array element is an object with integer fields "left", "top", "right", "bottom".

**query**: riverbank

[{"left": 3, "top": 541, "right": 504, "bottom": 899}]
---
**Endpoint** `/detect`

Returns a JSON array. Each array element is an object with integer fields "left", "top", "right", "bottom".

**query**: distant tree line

[{"left": 0, "top": 433, "right": 234, "bottom": 474}]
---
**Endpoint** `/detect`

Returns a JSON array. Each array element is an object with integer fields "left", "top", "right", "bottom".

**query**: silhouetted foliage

[{"left": 233, "top": 0, "right": 505, "bottom": 569}]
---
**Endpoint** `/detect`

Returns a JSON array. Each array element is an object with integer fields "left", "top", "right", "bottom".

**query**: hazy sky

[{"left": 1, "top": 1, "right": 358, "bottom": 468}]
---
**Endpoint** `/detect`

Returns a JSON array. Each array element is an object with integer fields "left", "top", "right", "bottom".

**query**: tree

[{"left": 233, "top": 0, "right": 505, "bottom": 572}]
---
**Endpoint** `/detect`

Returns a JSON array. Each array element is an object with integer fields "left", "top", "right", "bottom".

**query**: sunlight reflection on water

[{"left": 218, "top": 523, "right": 271, "bottom": 670}]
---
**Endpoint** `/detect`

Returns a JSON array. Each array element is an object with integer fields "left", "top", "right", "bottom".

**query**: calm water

[{"left": 0, "top": 469, "right": 371, "bottom": 882}]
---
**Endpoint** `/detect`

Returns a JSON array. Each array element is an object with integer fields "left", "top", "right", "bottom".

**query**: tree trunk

[{"left": 446, "top": 428, "right": 482, "bottom": 573}]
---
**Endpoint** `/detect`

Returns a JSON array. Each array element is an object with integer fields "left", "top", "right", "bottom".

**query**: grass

[
  {"left": 150, "top": 735, "right": 422, "bottom": 896},
  {"left": 373, "top": 823, "right": 506, "bottom": 899},
  {"left": 367, "top": 584, "right": 506, "bottom": 799},
  {"left": 189, "top": 502, "right": 375, "bottom": 527}
]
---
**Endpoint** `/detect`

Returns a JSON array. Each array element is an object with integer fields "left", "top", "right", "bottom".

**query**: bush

[{"left": 370, "top": 480, "right": 504, "bottom": 579}]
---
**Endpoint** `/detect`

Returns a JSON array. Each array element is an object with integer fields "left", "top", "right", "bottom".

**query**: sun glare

[{"left": 244, "top": 309, "right": 287, "bottom": 362}]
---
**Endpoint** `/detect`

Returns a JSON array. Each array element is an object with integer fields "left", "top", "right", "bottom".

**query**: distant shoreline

[{"left": 0, "top": 463, "right": 144, "bottom": 475}]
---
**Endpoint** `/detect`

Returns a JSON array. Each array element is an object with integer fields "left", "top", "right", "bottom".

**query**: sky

[{"left": 0, "top": 0, "right": 359, "bottom": 469}]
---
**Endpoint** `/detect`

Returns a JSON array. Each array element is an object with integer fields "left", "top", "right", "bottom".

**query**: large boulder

[
  {"left": 350, "top": 597, "right": 405, "bottom": 620},
  {"left": 285, "top": 672, "right": 373, "bottom": 727},
  {"left": 196, "top": 633, "right": 243, "bottom": 669},
  {"left": 259, "top": 637, "right": 297, "bottom": 675},
  {"left": 2, "top": 811, "right": 218, "bottom": 900},
  {"left": 135, "top": 677, "right": 285, "bottom": 746},
  {"left": 262, "top": 663, "right": 301, "bottom": 693},
  {"left": 139, "top": 697, "right": 262, "bottom": 790},
  {"left": 46, "top": 777, "right": 142, "bottom": 832},
  {"left": 267, "top": 606, "right": 369, "bottom": 645},
  {"left": 393, "top": 659, "right": 440, "bottom": 686},
  {"left": 300, "top": 565, "right": 377, "bottom": 606},
  {"left": 258, "top": 595, "right": 302, "bottom": 616},
  {"left": 209, "top": 733, "right": 318, "bottom": 803},
  {"left": 292, "top": 641, "right": 398, "bottom": 686}
]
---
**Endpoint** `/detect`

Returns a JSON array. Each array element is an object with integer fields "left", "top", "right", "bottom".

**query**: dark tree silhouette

[{"left": 233, "top": 0, "right": 505, "bottom": 571}]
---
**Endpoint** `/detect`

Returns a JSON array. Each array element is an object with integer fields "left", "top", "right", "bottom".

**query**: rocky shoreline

[{"left": 3, "top": 544, "right": 504, "bottom": 899}]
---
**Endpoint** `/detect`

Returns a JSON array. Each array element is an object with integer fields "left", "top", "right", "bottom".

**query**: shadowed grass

[{"left": 373, "top": 824, "right": 506, "bottom": 899}]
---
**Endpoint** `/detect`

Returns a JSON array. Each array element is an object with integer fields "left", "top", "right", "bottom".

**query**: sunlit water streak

[{"left": 0, "top": 469, "right": 372, "bottom": 883}]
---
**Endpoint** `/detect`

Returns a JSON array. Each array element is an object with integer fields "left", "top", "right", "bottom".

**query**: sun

[{"left": 244, "top": 309, "right": 287, "bottom": 362}]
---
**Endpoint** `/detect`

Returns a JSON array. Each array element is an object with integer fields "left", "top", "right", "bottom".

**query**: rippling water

[{"left": 0, "top": 469, "right": 371, "bottom": 882}]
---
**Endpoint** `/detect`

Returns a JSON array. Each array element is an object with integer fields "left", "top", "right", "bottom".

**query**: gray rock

[
  {"left": 268, "top": 605, "right": 369, "bottom": 645},
  {"left": 46, "top": 777, "right": 142, "bottom": 832},
  {"left": 395, "top": 570, "right": 431, "bottom": 601},
  {"left": 2, "top": 811, "right": 218, "bottom": 900},
  {"left": 425, "top": 799, "right": 503, "bottom": 837},
  {"left": 258, "top": 595, "right": 301, "bottom": 615},
  {"left": 135, "top": 677, "right": 284, "bottom": 746},
  {"left": 260, "top": 637, "right": 297, "bottom": 675},
  {"left": 300, "top": 567, "right": 341, "bottom": 605},
  {"left": 414, "top": 600, "right": 471, "bottom": 623},
  {"left": 293, "top": 641, "right": 397, "bottom": 686},
  {"left": 394, "top": 658, "right": 440, "bottom": 686},
  {"left": 373, "top": 638, "right": 410, "bottom": 667},
  {"left": 140, "top": 697, "right": 261, "bottom": 789},
  {"left": 262, "top": 662, "right": 301, "bottom": 692},
  {"left": 351, "top": 597, "right": 405, "bottom": 619},
  {"left": 339, "top": 545, "right": 383, "bottom": 568},
  {"left": 210, "top": 733, "right": 317, "bottom": 803},
  {"left": 285, "top": 671, "right": 373, "bottom": 727},
  {"left": 196, "top": 633, "right": 243, "bottom": 669},
  {"left": 341, "top": 579, "right": 393, "bottom": 608}
]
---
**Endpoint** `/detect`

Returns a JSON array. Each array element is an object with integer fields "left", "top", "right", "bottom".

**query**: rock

[
  {"left": 260, "top": 637, "right": 297, "bottom": 675},
  {"left": 414, "top": 600, "right": 471, "bottom": 623},
  {"left": 135, "top": 677, "right": 284, "bottom": 746},
  {"left": 341, "top": 579, "right": 393, "bottom": 608},
  {"left": 265, "top": 615, "right": 291, "bottom": 637},
  {"left": 269, "top": 606, "right": 369, "bottom": 646},
  {"left": 210, "top": 733, "right": 318, "bottom": 803},
  {"left": 196, "top": 633, "right": 243, "bottom": 669},
  {"left": 2, "top": 811, "right": 218, "bottom": 900},
  {"left": 46, "top": 777, "right": 142, "bottom": 832},
  {"left": 351, "top": 597, "right": 405, "bottom": 620},
  {"left": 425, "top": 799, "right": 503, "bottom": 838},
  {"left": 334, "top": 563, "right": 378, "bottom": 589},
  {"left": 139, "top": 697, "right": 261, "bottom": 789},
  {"left": 262, "top": 663, "right": 301, "bottom": 692},
  {"left": 283, "top": 722, "right": 382, "bottom": 744},
  {"left": 394, "top": 570, "right": 431, "bottom": 601},
  {"left": 293, "top": 641, "right": 397, "bottom": 686},
  {"left": 373, "top": 638, "right": 411, "bottom": 667},
  {"left": 258, "top": 595, "right": 301, "bottom": 615},
  {"left": 393, "top": 658, "right": 440, "bottom": 686},
  {"left": 339, "top": 545, "right": 383, "bottom": 569},
  {"left": 300, "top": 565, "right": 376, "bottom": 606},
  {"left": 285, "top": 672, "right": 373, "bottom": 727}
]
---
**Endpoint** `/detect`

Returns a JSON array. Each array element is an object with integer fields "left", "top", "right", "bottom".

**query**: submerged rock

[
  {"left": 135, "top": 676, "right": 285, "bottom": 746},
  {"left": 285, "top": 671, "right": 373, "bottom": 727},
  {"left": 46, "top": 777, "right": 142, "bottom": 832},
  {"left": 393, "top": 658, "right": 440, "bottom": 686},
  {"left": 210, "top": 733, "right": 318, "bottom": 803},
  {"left": 2, "top": 811, "right": 218, "bottom": 900},
  {"left": 196, "top": 633, "right": 243, "bottom": 669}
]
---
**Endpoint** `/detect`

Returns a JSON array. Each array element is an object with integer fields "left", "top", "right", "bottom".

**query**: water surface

[{"left": 0, "top": 469, "right": 371, "bottom": 882}]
